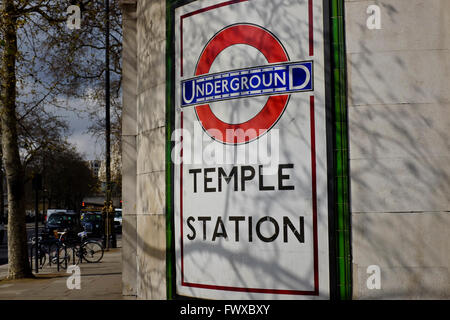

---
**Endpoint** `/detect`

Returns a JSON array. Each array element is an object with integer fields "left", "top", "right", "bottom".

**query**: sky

[
  {"left": 66, "top": 112, "right": 104, "bottom": 161},
  {"left": 51, "top": 97, "right": 105, "bottom": 161}
]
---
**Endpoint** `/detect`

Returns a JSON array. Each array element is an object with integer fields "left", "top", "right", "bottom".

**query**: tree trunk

[
  {"left": 0, "top": 143, "right": 4, "bottom": 224},
  {"left": 0, "top": 0, "right": 32, "bottom": 279}
]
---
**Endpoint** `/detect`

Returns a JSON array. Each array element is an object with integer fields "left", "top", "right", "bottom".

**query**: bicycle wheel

[
  {"left": 72, "top": 243, "right": 83, "bottom": 265},
  {"left": 51, "top": 245, "right": 71, "bottom": 267},
  {"left": 29, "top": 245, "right": 46, "bottom": 268},
  {"left": 47, "top": 243, "right": 59, "bottom": 262},
  {"left": 81, "top": 241, "right": 104, "bottom": 263}
]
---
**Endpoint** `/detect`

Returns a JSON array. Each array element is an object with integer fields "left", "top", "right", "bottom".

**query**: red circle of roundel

[{"left": 194, "top": 24, "right": 289, "bottom": 144}]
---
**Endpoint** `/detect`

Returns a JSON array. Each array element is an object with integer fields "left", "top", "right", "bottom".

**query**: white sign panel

[{"left": 174, "top": 0, "right": 330, "bottom": 299}]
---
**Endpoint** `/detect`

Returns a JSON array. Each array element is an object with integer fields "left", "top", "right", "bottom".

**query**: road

[{"left": 0, "top": 223, "right": 45, "bottom": 266}]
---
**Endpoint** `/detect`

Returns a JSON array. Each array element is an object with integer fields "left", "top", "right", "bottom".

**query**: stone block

[
  {"left": 137, "top": 83, "right": 166, "bottom": 132},
  {"left": 137, "top": 38, "right": 166, "bottom": 95},
  {"left": 122, "top": 213, "right": 137, "bottom": 296},
  {"left": 350, "top": 156, "right": 450, "bottom": 212},
  {"left": 137, "top": 0, "right": 166, "bottom": 94},
  {"left": 122, "top": 134, "right": 137, "bottom": 214},
  {"left": 136, "top": 126, "right": 166, "bottom": 175},
  {"left": 136, "top": 214, "right": 167, "bottom": 299},
  {"left": 345, "top": 0, "right": 450, "bottom": 53},
  {"left": 352, "top": 212, "right": 450, "bottom": 299},
  {"left": 347, "top": 49, "right": 450, "bottom": 107},
  {"left": 122, "top": 10, "right": 138, "bottom": 136},
  {"left": 137, "top": 0, "right": 166, "bottom": 44},
  {"left": 349, "top": 102, "right": 450, "bottom": 160},
  {"left": 136, "top": 171, "right": 165, "bottom": 215}
]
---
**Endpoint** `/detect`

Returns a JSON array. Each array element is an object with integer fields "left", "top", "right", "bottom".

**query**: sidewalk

[{"left": 0, "top": 242, "right": 129, "bottom": 300}]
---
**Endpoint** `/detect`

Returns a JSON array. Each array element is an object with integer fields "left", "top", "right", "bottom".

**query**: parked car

[
  {"left": 81, "top": 211, "right": 103, "bottom": 237},
  {"left": 114, "top": 209, "right": 122, "bottom": 234},
  {"left": 45, "top": 209, "right": 75, "bottom": 223},
  {"left": 44, "top": 212, "right": 82, "bottom": 239}
]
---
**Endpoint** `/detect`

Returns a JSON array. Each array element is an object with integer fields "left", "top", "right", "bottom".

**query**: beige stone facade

[
  {"left": 120, "top": 0, "right": 167, "bottom": 299},
  {"left": 345, "top": 0, "right": 450, "bottom": 299},
  {"left": 120, "top": 0, "right": 449, "bottom": 299}
]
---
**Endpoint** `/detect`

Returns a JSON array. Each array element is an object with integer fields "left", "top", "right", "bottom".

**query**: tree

[
  {"left": 50, "top": 0, "right": 123, "bottom": 164},
  {"left": 1, "top": 0, "right": 31, "bottom": 279},
  {"left": 26, "top": 142, "right": 99, "bottom": 212},
  {"left": 98, "top": 138, "right": 121, "bottom": 197},
  {"left": 0, "top": 0, "right": 122, "bottom": 279}
]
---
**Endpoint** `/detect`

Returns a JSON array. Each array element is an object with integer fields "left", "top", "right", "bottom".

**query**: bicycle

[
  {"left": 55, "top": 230, "right": 104, "bottom": 266},
  {"left": 29, "top": 235, "right": 59, "bottom": 269}
]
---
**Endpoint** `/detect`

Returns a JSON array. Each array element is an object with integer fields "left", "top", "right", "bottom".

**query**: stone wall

[
  {"left": 345, "top": 0, "right": 450, "bottom": 299},
  {"left": 121, "top": 0, "right": 450, "bottom": 300},
  {"left": 120, "top": 0, "right": 167, "bottom": 299},
  {"left": 120, "top": 0, "right": 138, "bottom": 297}
]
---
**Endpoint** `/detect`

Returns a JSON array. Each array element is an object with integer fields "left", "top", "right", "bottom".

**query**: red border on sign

[{"left": 179, "top": 0, "right": 318, "bottom": 296}]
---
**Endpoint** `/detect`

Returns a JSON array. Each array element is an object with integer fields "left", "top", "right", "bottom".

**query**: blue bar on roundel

[{"left": 181, "top": 61, "right": 313, "bottom": 107}]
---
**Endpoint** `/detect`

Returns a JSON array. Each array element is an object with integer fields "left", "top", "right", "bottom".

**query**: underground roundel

[{"left": 181, "top": 23, "right": 313, "bottom": 144}]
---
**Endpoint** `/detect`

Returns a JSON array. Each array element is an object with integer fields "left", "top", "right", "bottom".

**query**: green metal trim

[
  {"left": 166, "top": 0, "right": 176, "bottom": 300},
  {"left": 165, "top": 0, "right": 201, "bottom": 301},
  {"left": 330, "top": 0, "right": 352, "bottom": 300}
]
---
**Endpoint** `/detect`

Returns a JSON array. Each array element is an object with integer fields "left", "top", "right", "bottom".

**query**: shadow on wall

[
  {"left": 346, "top": 0, "right": 450, "bottom": 299},
  {"left": 123, "top": 0, "right": 450, "bottom": 300},
  {"left": 127, "top": 0, "right": 329, "bottom": 299}
]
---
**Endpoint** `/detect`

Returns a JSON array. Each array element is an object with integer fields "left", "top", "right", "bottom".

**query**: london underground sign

[
  {"left": 174, "top": 0, "right": 330, "bottom": 300},
  {"left": 181, "top": 24, "right": 313, "bottom": 144}
]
